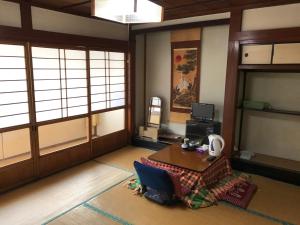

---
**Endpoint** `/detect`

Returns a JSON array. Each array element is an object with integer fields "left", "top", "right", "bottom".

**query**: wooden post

[{"left": 222, "top": 8, "right": 243, "bottom": 157}]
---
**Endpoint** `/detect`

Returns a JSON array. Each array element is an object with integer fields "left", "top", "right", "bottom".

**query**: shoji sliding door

[
  {"left": 31, "top": 46, "right": 90, "bottom": 176},
  {"left": 0, "top": 43, "right": 129, "bottom": 192},
  {"left": 89, "top": 50, "right": 127, "bottom": 156},
  {"left": 0, "top": 43, "right": 34, "bottom": 191}
]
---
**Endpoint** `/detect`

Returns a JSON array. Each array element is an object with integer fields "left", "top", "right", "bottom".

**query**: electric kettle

[{"left": 208, "top": 134, "right": 225, "bottom": 157}]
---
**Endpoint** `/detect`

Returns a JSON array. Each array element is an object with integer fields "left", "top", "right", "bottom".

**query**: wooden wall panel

[
  {"left": 38, "top": 143, "right": 90, "bottom": 177},
  {"left": 0, "top": 160, "right": 35, "bottom": 193},
  {"left": 92, "top": 130, "right": 128, "bottom": 157},
  {"left": 222, "top": 9, "right": 243, "bottom": 157},
  {"left": 69, "top": 144, "right": 91, "bottom": 166},
  {"left": 170, "top": 28, "right": 201, "bottom": 42}
]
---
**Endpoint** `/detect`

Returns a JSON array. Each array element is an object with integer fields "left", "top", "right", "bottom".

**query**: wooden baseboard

[{"left": 132, "top": 137, "right": 168, "bottom": 151}]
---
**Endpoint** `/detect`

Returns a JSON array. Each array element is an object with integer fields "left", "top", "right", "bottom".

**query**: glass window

[
  {"left": 0, "top": 128, "right": 31, "bottom": 168},
  {"left": 92, "top": 109, "right": 125, "bottom": 138},
  {"left": 38, "top": 117, "right": 89, "bottom": 155}
]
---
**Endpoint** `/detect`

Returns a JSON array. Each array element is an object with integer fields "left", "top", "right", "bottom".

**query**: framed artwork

[{"left": 170, "top": 41, "right": 201, "bottom": 113}]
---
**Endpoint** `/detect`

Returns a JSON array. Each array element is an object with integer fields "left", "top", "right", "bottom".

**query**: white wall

[
  {"left": 242, "top": 3, "right": 300, "bottom": 31},
  {"left": 31, "top": 7, "right": 128, "bottom": 40},
  {"left": 145, "top": 31, "right": 171, "bottom": 125},
  {"left": 239, "top": 72, "right": 300, "bottom": 161},
  {"left": 199, "top": 25, "right": 229, "bottom": 122},
  {"left": 241, "top": 111, "right": 300, "bottom": 161},
  {"left": 0, "top": 0, "right": 21, "bottom": 27},
  {"left": 135, "top": 25, "right": 229, "bottom": 135}
]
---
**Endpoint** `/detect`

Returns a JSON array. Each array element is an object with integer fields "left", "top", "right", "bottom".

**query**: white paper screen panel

[
  {"left": 0, "top": 44, "right": 30, "bottom": 129},
  {"left": 273, "top": 43, "right": 300, "bottom": 64},
  {"left": 241, "top": 45, "right": 272, "bottom": 64},
  {"left": 32, "top": 46, "right": 88, "bottom": 122},
  {"left": 242, "top": 3, "right": 300, "bottom": 31},
  {"left": 90, "top": 51, "right": 125, "bottom": 111},
  {"left": 0, "top": 0, "right": 21, "bottom": 27}
]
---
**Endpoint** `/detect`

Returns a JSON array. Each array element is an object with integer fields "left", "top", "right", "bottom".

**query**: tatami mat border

[
  {"left": 83, "top": 203, "right": 133, "bottom": 225},
  {"left": 43, "top": 160, "right": 296, "bottom": 225},
  {"left": 93, "top": 159, "right": 136, "bottom": 174},
  {"left": 42, "top": 172, "right": 134, "bottom": 225},
  {"left": 220, "top": 202, "right": 295, "bottom": 225}
]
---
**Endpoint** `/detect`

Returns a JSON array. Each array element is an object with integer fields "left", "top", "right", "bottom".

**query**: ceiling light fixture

[{"left": 92, "top": 0, "right": 163, "bottom": 24}]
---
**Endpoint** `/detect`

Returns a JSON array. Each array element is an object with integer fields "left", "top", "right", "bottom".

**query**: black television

[{"left": 191, "top": 103, "right": 214, "bottom": 121}]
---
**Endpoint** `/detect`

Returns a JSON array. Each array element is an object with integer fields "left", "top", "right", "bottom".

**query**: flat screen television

[{"left": 191, "top": 103, "right": 214, "bottom": 121}]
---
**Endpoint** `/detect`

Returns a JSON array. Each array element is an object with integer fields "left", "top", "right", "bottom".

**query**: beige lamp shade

[{"left": 92, "top": 0, "right": 163, "bottom": 23}]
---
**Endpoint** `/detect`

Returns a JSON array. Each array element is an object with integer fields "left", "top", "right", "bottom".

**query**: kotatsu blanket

[{"left": 128, "top": 156, "right": 251, "bottom": 209}]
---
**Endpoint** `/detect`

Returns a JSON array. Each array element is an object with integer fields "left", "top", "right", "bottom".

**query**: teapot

[{"left": 208, "top": 134, "right": 225, "bottom": 157}]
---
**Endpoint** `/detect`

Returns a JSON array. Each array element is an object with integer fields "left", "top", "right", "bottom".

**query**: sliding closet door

[
  {"left": 89, "top": 50, "right": 127, "bottom": 156},
  {"left": 31, "top": 46, "right": 90, "bottom": 176},
  {"left": 0, "top": 43, "right": 35, "bottom": 192}
]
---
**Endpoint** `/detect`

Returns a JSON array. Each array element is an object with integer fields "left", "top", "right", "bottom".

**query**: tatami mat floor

[
  {"left": 0, "top": 145, "right": 299, "bottom": 225},
  {"left": 0, "top": 161, "right": 132, "bottom": 225}
]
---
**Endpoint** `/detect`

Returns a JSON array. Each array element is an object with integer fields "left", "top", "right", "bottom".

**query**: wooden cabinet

[
  {"left": 241, "top": 45, "right": 272, "bottom": 64},
  {"left": 241, "top": 43, "right": 300, "bottom": 65},
  {"left": 273, "top": 43, "right": 300, "bottom": 64}
]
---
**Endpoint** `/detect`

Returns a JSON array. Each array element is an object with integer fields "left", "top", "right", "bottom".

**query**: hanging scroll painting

[{"left": 170, "top": 40, "right": 200, "bottom": 113}]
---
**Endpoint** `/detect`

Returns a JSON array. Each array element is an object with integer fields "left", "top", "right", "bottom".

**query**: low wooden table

[{"left": 148, "top": 144, "right": 221, "bottom": 172}]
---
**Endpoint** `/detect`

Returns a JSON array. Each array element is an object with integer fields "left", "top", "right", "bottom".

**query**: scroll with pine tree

[{"left": 171, "top": 41, "right": 200, "bottom": 113}]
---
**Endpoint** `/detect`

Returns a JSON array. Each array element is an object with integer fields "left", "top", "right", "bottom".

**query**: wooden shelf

[
  {"left": 238, "top": 107, "right": 300, "bottom": 116},
  {"left": 238, "top": 64, "right": 300, "bottom": 72}
]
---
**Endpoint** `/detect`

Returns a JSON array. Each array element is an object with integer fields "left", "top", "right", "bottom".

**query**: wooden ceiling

[
  {"left": 28, "top": 0, "right": 298, "bottom": 21},
  {"left": 30, "top": 0, "right": 91, "bottom": 18},
  {"left": 157, "top": 0, "right": 300, "bottom": 20}
]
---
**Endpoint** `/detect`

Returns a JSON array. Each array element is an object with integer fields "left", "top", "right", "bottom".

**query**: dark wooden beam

[
  {"left": 163, "top": 0, "right": 300, "bottom": 21},
  {"left": 20, "top": 0, "right": 32, "bottom": 31},
  {"left": 128, "top": 31, "right": 136, "bottom": 142},
  {"left": 131, "top": 18, "right": 230, "bottom": 35},
  {"left": 0, "top": 25, "right": 128, "bottom": 51},
  {"left": 61, "top": 0, "right": 91, "bottom": 9},
  {"left": 222, "top": 8, "right": 243, "bottom": 158},
  {"left": 231, "top": 27, "right": 300, "bottom": 44},
  {"left": 143, "top": 34, "right": 147, "bottom": 126}
]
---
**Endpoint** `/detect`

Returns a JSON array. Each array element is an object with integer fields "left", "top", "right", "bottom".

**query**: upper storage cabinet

[
  {"left": 273, "top": 43, "right": 300, "bottom": 64},
  {"left": 241, "top": 45, "right": 272, "bottom": 64},
  {"left": 241, "top": 43, "right": 300, "bottom": 65}
]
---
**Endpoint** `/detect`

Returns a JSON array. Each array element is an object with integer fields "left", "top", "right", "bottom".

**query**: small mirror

[{"left": 147, "top": 97, "right": 162, "bottom": 127}]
